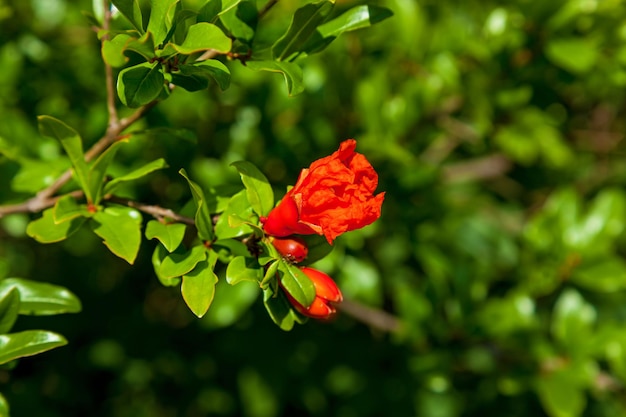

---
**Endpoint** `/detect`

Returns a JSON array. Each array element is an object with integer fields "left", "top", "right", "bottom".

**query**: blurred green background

[{"left": 3, "top": 0, "right": 626, "bottom": 416}]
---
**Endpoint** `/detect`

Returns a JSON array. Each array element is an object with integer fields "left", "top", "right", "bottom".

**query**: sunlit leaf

[
  {"left": 0, "top": 330, "right": 67, "bottom": 365},
  {"left": 89, "top": 139, "right": 128, "bottom": 205},
  {"left": 91, "top": 206, "right": 142, "bottom": 264},
  {"left": 147, "top": 0, "right": 179, "bottom": 44},
  {"left": 26, "top": 208, "right": 87, "bottom": 243},
  {"left": 277, "top": 260, "right": 315, "bottom": 308},
  {"left": 226, "top": 256, "right": 262, "bottom": 285},
  {"left": 231, "top": 160, "right": 273, "bottom": 217},
  {"left": 111, "top": 0, "right": 144, "bottom": 32},
  {"left": 117, "top": 62, "right": 164, "bottom": 108},
  {"left": 104, "top": 158, "right": 168, "bottom": 194},
  {"left": 145, "top": 220, "right": 186, "bottom": 252},
  {"left": 158, "top": 244, "right": 207, "bottom": 279},
  {"left": 181, "top": 252, "right": 219, "bottom": 318},
  {"left": 53, "top": 195, "right": 90, "bottom": 223},
  {"left": 0, "top": 278, "right": 81, "bottom": 316},
  {"left": 179, "top": 169, "right": 214, "bottom": 241},
  {"left": 152, "top": 244, "right": 181, "bottom": 287},
  {"left": 0, "top": 288, "right": 19, "bottom": 334},
  {"left": 168, "top": 22, "right": 231, "bottom": 54}
]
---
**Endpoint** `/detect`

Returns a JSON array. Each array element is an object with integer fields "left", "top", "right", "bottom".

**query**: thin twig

[
  {"left": 106, "top": 196, "right": 195, "bottom": 225},
  {"left": 335, "top": 299, "right": 403, "bottom": 333}
]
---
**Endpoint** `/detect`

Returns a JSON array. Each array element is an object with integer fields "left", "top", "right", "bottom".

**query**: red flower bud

[
  {"left": 262, "top": 139, "right": 385, "bottom": 244},
  {"left": 283, "top": 267, "right": 343, "bottom": 319},
  {"left": 270, "top": 236, "right": 309, "bottom": 263}
]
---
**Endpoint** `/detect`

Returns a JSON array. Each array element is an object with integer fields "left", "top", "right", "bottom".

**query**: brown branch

[
  {"left": 335, "top": 299, "right": 403, "bottom": 333},
  {"left": 106, "top": 196, "right": 195, "bottom": 225}
]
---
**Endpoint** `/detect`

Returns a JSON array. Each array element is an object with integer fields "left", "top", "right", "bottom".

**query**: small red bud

[
  {"left": 283, "top": 267, "right": 343, "bottom": 319},
  {"left": 270, "top": 236, "right": 308, "bottom": 263}
]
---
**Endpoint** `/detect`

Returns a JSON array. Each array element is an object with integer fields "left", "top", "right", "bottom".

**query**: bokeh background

[{"left": 3, "top": 0, "right": 626, "bottom": 416}]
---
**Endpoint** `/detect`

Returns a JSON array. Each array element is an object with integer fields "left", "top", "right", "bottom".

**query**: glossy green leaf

[
  {"left": 226, "top": 256, "right": 262, "bottom": 285},
  {"left": 212, "top": 239, "right": 250, "bottom": 263},
  {"left": 277, "top": 260, "right": 315, "bottom": 308},
  {"left": 37, "top": 116, "right": 91, "bottom": 201},
  {"left": 198, "top": 0, "right": 241, "bottom": 23},
  {"left": 231, "top": 161, "right": 273, "bottom": 217},
  {"left": 89, "top": 139, "right": 127, "bottom": 204},
  {"left": 53, "top": 195, "right": 90, "bottom": 223},
  {"left": 214, "top": 189, "right": 255, "bottom": 239},
  {"left": 147, "top": 0, "right": 179, "bottom": 44},
  {"left": 0, "top": 288, "right": 19, "bottom": 334},
  {"left": 152, "top": 244, "right": 181, "bottom": 286},
  {"left": 117, "top": 62, "right": 164, "bottom": 108},
  {"left": 260, "top": 259, "right": 279, "bottom": 289},
  {"left": 91, "top": 206, "right": 142, "bottom": 264},
  {"left": 271, "top": 1, "right": 334, "bottom": 61},
  {"left": 159, "top": 245, "right": 207, "bottom": 279},
  {"left": 145, "top": 220, "right": 186, "bottom": 252},
  {"left": 0, "top": 278, "right": 81, "bottom": 316},
  {"left": 11, "top": 159, "right": 69, "bottom": 193},
  {"left": 318, "top": 5, "right": 393, "bottom": 38},
  {"left": 0, "top": 330, "right": 67, "bottom": 365},
  {"left": 171, "top": 60, "right": 231, "bottom": 92},
  {"left": 244, "top": 61, "right": 304, "bottom": 96},
  {"left": 123, "top": 31, "right": 157, "bottom": 60},
  {"left": 169, "top": 22, "right": 231, "bottom": 54},
  {"left": 202, "top": 279, "right": 258, "bottom": 328},
  {"left": 263, "top": 286, "right": 296, "bottom": 331},
  {"left": 104, "top": 158, "right": 168, "bottom": 194},
  {"left": 111, "top": 0, "right": 144, "bottom": 32},
  {"left": 161, "top": 8, "right": 196, "bottom": 46},
  {"left": 26, "top": 208, "right": 87, "bottom": 243},
  {"left": 181, "top": 252, "right": 219, "bottom": 318},
  {"left": 179, "top": 169, "right": 214, "bottom": 241}
]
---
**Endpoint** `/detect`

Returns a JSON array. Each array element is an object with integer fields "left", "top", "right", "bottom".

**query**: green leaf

[
  {"left": 145, "top": 220, "right": 186, "bottom": 252},
  {"left": 318, "top": 5, "right": 393, "bottom": 38},
  {"left": 260, "top": 259, "right": 279, "bottom": 289},
  {"left": 212, "top": 239, "right": 250, "bottom": 263},
  {"left": 147, "top": 0, "right": 179, "bottom": 44},
  {"left": 37, "top": 116, "right": 91, "bottom": 201},
  {"left": 89, "top": 139, "right": 128, "bottom": 204},
  {"left": 26, "top": 208, "right": 87, "bottom": 243},
  {"left": 111, "top": 0, "right": 144, "bottom": 32},
  {"left": 277, "top": 260, "right": 316, "bottom": 308},
  {"left": 171, "top": 60, "right": 231, "bottom": 91},
  {"left": 263, "top": 286, "right": 296, "bottom": 331},
  {"left": 300, "top": 234, "right": 333, "bottom": 265},
  {"left": 104, "top": 158, "right": 168, "bottom": 194},
  {"left": 198, "top": 0, "right": 242, "bottom": 23},
  {"left": 91, "top": 206, "right": 142, "bottom": 264},
  {"left": 152, "top": 244, "right": 181, "bottom": 286},
  {"left": 271, "top": 1, "right": 334, "bottom": 61},
  {"left": 220, "top": 0, "right": 257, "bottom": 42},
  {"left": 244, "top": 61, "right": 304, "bottom": 96},
  {"left": 179, "top": 169, "right": 214, "bottom": 241},
  {"left": 0, "top": 288, "right": 19, "bottom": 334},
  {"left": 117, "top": 62, "right": 164, "bottom": 108},
  {"left": 159, "top": 245, "right": 207, "bottom": 279},
  {"left": 181, "top": 251, "right": 219, "bottom": 318},
  {"left": 0, "top": 330, "right": 67, "bottom": 365},
  {"left": 226, "top": 256, "right": 262, "bottom": 285},
  {"left": 0, "top": 278, "right": 81, "bottom": 316},
  {"left": 53, "top": 195, "right": 90, "bottom": 223},
  {"left": 168, "top": 22, "right": 231, "bottom": 54},
  {"left": 545, "top": 37, "right": 598, "bottom": 74},
  {"left": 230, "top": 161, "right": 273, "bottom": 217},
  {"left": 11, "top": 159, "right": 69, "bottom": 193},
  {"left": 214, "top": 189, "right": 255, "bottom": 239},
  {"left": 101, "top": 33, "right": 133, "bottom": 67},
  {"left": 123, "top": 31, "right": 157, "bottom": 60}
]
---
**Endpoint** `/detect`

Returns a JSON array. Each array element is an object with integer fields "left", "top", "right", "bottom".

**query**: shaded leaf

[
  {"left": 263, "top": 286, "right": 296, "bottom": 331},
  {"left": 179, "top": 169, "right": 214, "bottom": 241},
  {"left": 117, "top": 62, "right": 164, "bottom": 108},
  {"left": 0, "top": 330, "right": 67, "bottom": 365},
  {"left": 91, "top": 206, "right": 142, "bottom": 264},
  {"left": 277, "top": 260, "right": 316, "bottom": 308},
  {"left": 0, "top": 288, "right": 19, "bottom": 334},
  {"left": 272, "top": 1, "right": 334, "bottom": 61},
  {"left": 152, "top": 244, "right": 181, "bottom": 286},
  {"left": 214, "top": 189, "right": 255, "bottom": 239},
  {"left": 172, "top": 60, "right": 231, "bottom": 91},
  {"left": 147, "top": 0, "right": 179, "bottom": 44},
  {"left": 111, "top": 0, "right": 144, "bottom": 32},
  {"left": 0, "top": 278, "right": 81, "bottom": 316},
  {"left": 89, "top": 139, "right": 128, "bottom": 204}
]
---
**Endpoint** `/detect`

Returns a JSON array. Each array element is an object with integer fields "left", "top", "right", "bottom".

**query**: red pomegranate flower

[{"left": 262, "top": 139, "right": 385, "bottom": 244}]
